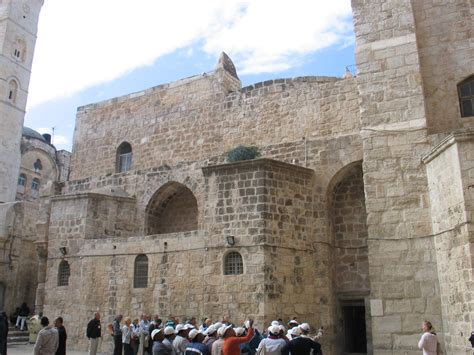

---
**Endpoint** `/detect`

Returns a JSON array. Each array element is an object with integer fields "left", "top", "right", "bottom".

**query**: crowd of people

[{"left": 85, "top": 314, "right": 324, "bottom": 355}]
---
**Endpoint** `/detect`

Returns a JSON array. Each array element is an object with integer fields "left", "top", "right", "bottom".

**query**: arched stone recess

[
  {"left": 327, "top": 160, "right": 369, "bottom": 293},
  {"left": 145, "top": 181, "right": 199, "bottom": 235},
  {"left": 327, "top": 160, "right": 372, "bottom": 354}
]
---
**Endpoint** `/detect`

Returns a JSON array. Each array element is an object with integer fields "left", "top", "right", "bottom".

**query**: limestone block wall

[
  {"left": 0, "top": 201, "right": 39, "bottom": 313},
  {"left": 69, "top": 70, "right": 360, "bottom": 180},
  {"left": 423, "top": 131, "right": 474, "bottom": 354},
  {"left": 352, "top": 0, "right": 443, "bottom": 352},
  {"left": 412, "top": 0, "right": 474, "bottom": 133}
]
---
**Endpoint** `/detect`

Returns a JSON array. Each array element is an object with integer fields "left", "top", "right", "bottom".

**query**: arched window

[
  {"left": 458, "top": 75, "right": 474, "bottom": 117},
  {"left": 134, "top": 254, "right": 148, "bottom": 288},
  {"left": 58, "top": 260, "right": 70, "bottom": 286},
  {"left": 8, "top": 79, "right": 18, "bottom": 103},
  {"left": 116, "top": 142, "right": 132, "bottom": 173},
  {"left": 224, "top": 251, "right": 243, "bottom": 275},
  {"left": 31, "top": 178, "right": 40, "bottom": 190},
  {"left": 17, "top": 174, "right": 26, "bottom": 194}
]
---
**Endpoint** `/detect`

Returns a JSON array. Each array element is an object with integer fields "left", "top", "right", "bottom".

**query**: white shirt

[
  {"left": 418, "top": 332, "right": 437, "bottom": 355},
  {"left": 257, "top": 337, "right": 287, "bottom": 355}
]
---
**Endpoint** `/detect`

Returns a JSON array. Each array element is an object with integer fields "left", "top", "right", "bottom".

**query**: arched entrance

[{"left": 145, "top": 182, "right": 198, "bottom": 235}]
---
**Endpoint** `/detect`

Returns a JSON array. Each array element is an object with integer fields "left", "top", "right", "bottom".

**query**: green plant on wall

[{"left": 226, "top": 145, "right": 261, "bottom": 162}]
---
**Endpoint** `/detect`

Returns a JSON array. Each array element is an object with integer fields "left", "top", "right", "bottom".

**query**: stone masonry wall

[
  {"left": 424, "top": 132, "right": 474, "bottom": 354},
  {"left": 412, "top": 0, "right": 474, "bottom": 133},
  {"left": 70, "top": 71, "right": 360, "bottom": 180},
  {"left": 352, "top": 0, "right": 443, "bottom": 352}
]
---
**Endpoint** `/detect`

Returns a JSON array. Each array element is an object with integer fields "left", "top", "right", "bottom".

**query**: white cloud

[{"left": 28, "top": 0, "right": 352, "bottom": 108}]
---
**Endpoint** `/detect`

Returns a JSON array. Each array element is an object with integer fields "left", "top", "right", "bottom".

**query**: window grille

[
  {"left": 458, "top": 76, "right": 474, "bottom": 117},
  {"left": 58, "top": 260, "right": 70, "bottom": 286},
  {"left": 224, "top": 251, "right": 243, "bottom": 275},
  {"left": 134, "top": 254, "right": 148, "bottom": 288},
  {"left": 117, "top": 142, "right": 132, "bottom": 172}
]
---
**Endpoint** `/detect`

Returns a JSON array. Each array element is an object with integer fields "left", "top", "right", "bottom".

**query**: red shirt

[{"left": 222, "top": 328, "right": 254, "bottom": 355}]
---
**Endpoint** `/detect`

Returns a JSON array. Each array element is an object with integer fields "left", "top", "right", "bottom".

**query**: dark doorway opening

[{"left": 342, "top": 301, "right": 367, "bottom": 354}]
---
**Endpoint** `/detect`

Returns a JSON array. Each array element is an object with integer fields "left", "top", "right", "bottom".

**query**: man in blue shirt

[{"left": 185, "top": 329, "right": 210, "bottom": 355}]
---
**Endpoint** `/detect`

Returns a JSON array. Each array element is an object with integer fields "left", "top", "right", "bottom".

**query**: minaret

[{"left": 0, "top": 0, "right": 44, "bottom": 204}]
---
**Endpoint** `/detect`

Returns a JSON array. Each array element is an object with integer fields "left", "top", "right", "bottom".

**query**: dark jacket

[
  {"left": 282, "top": 336, "right": 322, "bottom": 355},
  {"left": 56, "top": 325, "right": 67, "bottom": 355},
  {"left": 0, "top": 314, "right": 7, "bottom": 355},
  {"left": 19, "top": 304, "right": 30, "bottom": 317},
  {"left": 469, "top": 332, "right": 474, "bottom": 347},
  {"left": 86, "top": 319, "right": 101, "bottom": 339}
]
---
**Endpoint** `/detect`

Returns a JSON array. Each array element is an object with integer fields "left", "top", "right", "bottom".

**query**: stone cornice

[{"left": 422, "top": 130, "right": 474, "bottom": 164}]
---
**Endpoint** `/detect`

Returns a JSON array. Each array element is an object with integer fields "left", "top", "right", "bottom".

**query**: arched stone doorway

[{"left": 145, "top": 182, "right": 198, "bottom": 235}]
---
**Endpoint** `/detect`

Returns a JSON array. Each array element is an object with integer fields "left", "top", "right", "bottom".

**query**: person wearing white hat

[
  {"left": 173, "top": 324, "right": 191, "bottom": 355},
  {"left": 151, "top": 328, "right": 167, "bottom": 355},
  {"left": 256, "top": 325, "right": 286, "bottom": 355},
  {"left": 281, "top": 326, "right": 322, "bottom": 355},
  {"left": 211, "top": 326, "right": 226, "bottom": 355},
  {"left": 162, "top": 326, "right": 177, "bottom": 355},
  {"left": 299, "top": 323, "right": 310, "bottom": 338},
  {"left": 203, "top": 325, "right": 218, "bottom": 352},
  {"left": 185, "top": 329, "right": 209, "bottom": 355}
]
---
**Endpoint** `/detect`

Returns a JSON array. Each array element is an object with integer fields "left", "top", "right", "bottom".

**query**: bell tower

[{"left": 0, "top": 0, "right": 44, "bottom": 204}]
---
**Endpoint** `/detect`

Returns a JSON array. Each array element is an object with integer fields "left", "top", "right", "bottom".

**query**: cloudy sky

[{"left": 25, "top": 0, "right": 355, "bottom": 150}]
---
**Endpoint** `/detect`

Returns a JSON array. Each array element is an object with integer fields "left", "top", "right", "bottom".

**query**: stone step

[
  {"left": 8, "top": 329, "right": 29, "bottom": 337},
  {"left": 7, "top": 335, "right": 30, "bottom": 345}
]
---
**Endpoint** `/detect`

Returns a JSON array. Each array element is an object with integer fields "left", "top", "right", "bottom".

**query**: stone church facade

[{"left": 0, "top": 0, "right": 473, "bottom": 354}]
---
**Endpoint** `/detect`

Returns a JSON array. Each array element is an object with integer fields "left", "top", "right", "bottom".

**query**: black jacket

[
  {"left": 87, "top": 318, "right": 102, "bottom": 339},
  {"left": 56, "top": 325, "right": 67, "bottom": 355},
  {"left": 282, "top": 336, "right": 322, "bottom": 355},
  {"left": 469, "top": 332, "right": 474, "bottom": 347}
]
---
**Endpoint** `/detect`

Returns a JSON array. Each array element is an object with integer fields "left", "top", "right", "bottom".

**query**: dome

[{"left": 22, "top": 126, "right": 46, "bottom": 141}]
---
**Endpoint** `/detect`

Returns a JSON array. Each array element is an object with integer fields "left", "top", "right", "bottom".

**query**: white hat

[
  {"left": 175, "top": 324, "right": 186, "bottom": 332},
  {"left": 299, "top": 323, "right": 310, "bottom": 332},
  {"left": 288, "top": 320, "right": 299, "bottom": 325},
  {"left": 206, "top": 325, "right": 217, "bottom": 335},
  {"left": 185, "top": 324, "right": 195, "bottom": 329},
  {"left": 164, "top": 326, "right": 177, "bottom": 335},
  {"left": 214, "top": 322, "right": 223, "bottom": 329},
  {"left": 290, "top": 327, "right": 302, "bottom": 336},
  {"left": 279, "top": 325, "right": 286, "bottom": 332},
  {"left": 151, "top": 329, "right": 162, "bottom": 339},
  {"left": 234, "top": 327, "right": 245, "bottom": 336},
  {"left": 188, "top": 329, "right": 200, "bottom": 340},
  {"left": 219, "top": 324, "right": 233, "bottom": 337},
  {"left": 268, "top": 325, "right": 280, "bottom": 335},
  {"left": 271, "top": 320, "right": 280, "bottom": 326}
]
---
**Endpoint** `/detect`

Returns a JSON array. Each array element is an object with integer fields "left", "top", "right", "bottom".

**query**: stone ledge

[
  {"left": 422, "top": 129, "right": 474, "bottom": 164},
  {"left": 201, "top": 158, "right": 314, "bottom": 176}
]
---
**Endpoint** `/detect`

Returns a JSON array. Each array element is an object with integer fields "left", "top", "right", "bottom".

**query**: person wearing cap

[
  {"left": 222, "top": 320, "right": 254, "bottom": 355},
  {"left": 185, "top": 329, "right": 210, "bottom": 355},
  {"left": 162, "top": 326, "right": 177, "bottom": 355},
  {"left": 203, "top": 325, "right": 218, "bottom": 352},
  {"left": 211, "top": 325, "right": 226, "bottom": 355},
  {"left": 173, "top": 324, "right": 191, "bottom": 355},
  {"left": 281, "top": 326, "right": 322, "bottom": 355},
  {"left": 148, "top": 316, "right": 163, "bottom": 354},
  {"left": 298, "top": 323, "right": 310, "bottom": 338},
  {"left": 256, "top": 325, "right": 286, "bottom": 355},
  {"left": 152, "top": 328, "right": 167, "bottom": 355}
]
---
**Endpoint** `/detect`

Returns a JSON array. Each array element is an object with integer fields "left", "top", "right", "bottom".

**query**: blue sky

[{"left": 24, "top": 1, "right": 355, "bottom": 151}]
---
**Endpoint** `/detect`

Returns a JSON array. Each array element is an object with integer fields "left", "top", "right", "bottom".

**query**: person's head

[
  {"left": 288, "top": 319, "right": 299, "bottom": 329},
  {"left": 94, "top": 312, "right": 101, "bottom": 320},
  {"left": 222, "top": 315, "right": 230, "bottom": 324},
  {"left": 268, "top": 325, "right": 280, "bottom": 337},
  {"left": 223, "top": 325, "right": 236, "bottom": 338},
  {"left": 422, "top": 321, "right": 433, "bottom": 332},
  {"left": 164, "top": 326, "right": 177, "bottom": 340},
  {"left": 299, "top": 323, "right": 310, "bottom": 335},
  {"left": 116, "top": 314, "right": 123, "bottom": 322},
  {"left": 54, "top": 317, "right": 63, "bottom": 327},
  {"left": 40, "top": 316, "right": 49, "bottom": 327},
  {"left": 124, "top": 317, "right": 131, "bottom": 326},
  {"left": 152, "top": 329, "right": 164, "bottom": 342},
  {"left": 133, "top": 318, "right": 139, "bottom": 326},
  {"left": 204, "top": 318, "right": 212, "bottom": 327},
  {"left": 234, "top": 327, "right": 245, "bottom": 337},
  {"left": 154, "top": 315, "right": 161, "bottom": 324},
  {"left": 188, "top": 329, "right": 205, "bottom": 343}
]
